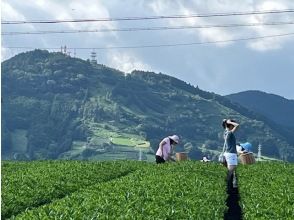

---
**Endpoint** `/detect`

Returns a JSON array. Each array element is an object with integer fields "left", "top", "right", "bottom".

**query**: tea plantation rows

[
  {"left": 2, "top": 161, "right": 294, "bottom": 219},
  {"left": 1, "top": 161, "right": 139, "bottom": 219},
  {"left": 238, "top": 162, "right": 294, "bottom": 219}
]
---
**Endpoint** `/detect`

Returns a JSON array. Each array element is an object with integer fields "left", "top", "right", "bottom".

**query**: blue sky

[{"left": 2, "top": 0, "right": 294, "bottom": 99}]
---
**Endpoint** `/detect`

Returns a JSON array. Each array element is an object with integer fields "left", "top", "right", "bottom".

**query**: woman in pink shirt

[{"left": 155, "top": 135, "right": 179, "bottom": 164}]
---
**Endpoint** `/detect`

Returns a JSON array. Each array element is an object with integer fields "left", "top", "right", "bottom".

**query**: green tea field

[{"left": 1, "top": 161, "right": 293, "bottom": 219}]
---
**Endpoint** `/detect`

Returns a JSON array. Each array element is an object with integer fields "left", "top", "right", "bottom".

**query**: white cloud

[
  {"left": 2, "top": 0, "right": 117, "bottom": 39},
  {"left": 256, "top": 1, "right": 288, "bottom": 11},
  {"left": 147, "top": 0, "right": 294, "bottom": 51},
  {"left": 147, "top": 1, "right": 238, "bottom": 47},
  {"left": 60, "top": 1, "right": 117, "bottom": 36},
  {"left": 1, "top": 47, "right": 10, "bottom": 61},
  {"left": 246, "top": 0, "right": 294, "bottom": 51},
  {"left": 2, "top": 1, "right": 26, "bottom": 20},
  {"left": 1, "top": 1, "right": 35, "bottom": 31},
  {"left": 1, "top": 0, "right": 294, "bottom": 98},
  {"left": 106, "top": 50, "right": 151, "bottom": 73},
  {"left": 3, "top": 0, "right": 294, "bottom": 52}
]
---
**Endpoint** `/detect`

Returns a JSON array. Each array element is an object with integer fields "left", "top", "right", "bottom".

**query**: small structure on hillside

[
  {"left": 257, "top": 144, "right": 262, "bottom": 161},
  {"left": 90, "top": 51, "right": 97, "bottom": 65}
]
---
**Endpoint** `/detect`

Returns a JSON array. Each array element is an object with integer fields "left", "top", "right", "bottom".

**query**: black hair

[
  {"left": 169, "top": 138, "right": 175, "bottom": 144},
  {"left": 222, "top": 119, "right": 227, "bottom": 129},
  {"left": 222, "top": 119, "right": 236, "bottom": 129}
]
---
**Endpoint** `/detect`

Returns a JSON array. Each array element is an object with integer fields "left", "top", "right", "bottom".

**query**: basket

[
  {"left": 176, "top": 152, "right": 188, "bottom": 161},
  {"left": 239, "top": 152, "right": 255, "bottom": 165}
]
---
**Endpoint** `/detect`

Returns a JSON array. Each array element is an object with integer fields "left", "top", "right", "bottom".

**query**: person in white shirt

[{"left": 155, "top": 135, "right": 179, "bottom": 164}]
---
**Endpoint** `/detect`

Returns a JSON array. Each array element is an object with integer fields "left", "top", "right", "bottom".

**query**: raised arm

[
  {"left": 227, "top": 119, "right": 239, "bottom": 133},
  {"left": 167, "top": 145, "right": 176, "bottom": 162}
]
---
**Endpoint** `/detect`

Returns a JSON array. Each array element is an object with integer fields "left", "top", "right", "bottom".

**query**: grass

[
  {"left": 111, "top": 137, "right": 134, "bottom": 146},
  {"left": 238, "top": 162, "right": 294, "bottom": 219},
  {"left": 4, "top": 161, "right": 227, "bottom": 219},
  {"left": 57, "top": 121, "right": 150, "bottom": 160},
  {"left": 1, "top": 161, "right": 139, "bottom": 219},
  {"left": 89, "top": 122, "right": 150, "bottom": 148},
  {"left": 111, "top": 137, "right": 150, "bottom": 148}
]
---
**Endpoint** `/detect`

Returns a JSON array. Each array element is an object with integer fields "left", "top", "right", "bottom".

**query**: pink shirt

[{"left": 156, "top": 137, "right": 171, "bottom": 161}]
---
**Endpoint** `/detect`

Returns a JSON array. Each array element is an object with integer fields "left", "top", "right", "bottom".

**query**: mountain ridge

[
  {"left": 2, "top": 50, "right": 294, "bottom": 161},
  {"left": 227, "top": 90, "right": 294, "bottom": 137},
  {"left": 228, "top": 90, "right": 294, "bottom": 101}
]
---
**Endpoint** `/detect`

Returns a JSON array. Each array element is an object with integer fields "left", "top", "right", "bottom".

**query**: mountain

[
  {"left": 227, "top": 91, "right": 294, "bottom": 145},
  {"left": 2, "top": 50, "right": 294, "bottom": 161},
  {"left": 227, "top": 91, "right": 294, "bottom": 127}
]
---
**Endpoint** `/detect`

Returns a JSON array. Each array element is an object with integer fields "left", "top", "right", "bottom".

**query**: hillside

[
  {"left": 227, "top": 91, "right": 294, "bottom": 145},
  {"left": 2, "top": 50, "right": 294, "bottom": 161},
  {"left": 227, "top": 91, "right": 294, "bottom": 127}
]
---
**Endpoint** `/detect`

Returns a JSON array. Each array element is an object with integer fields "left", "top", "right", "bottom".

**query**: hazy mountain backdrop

[
  {"left": 227, "top": 91, "right": 294, "bottom": 147},
  {"left": 2, "top": 50, "right": 294, "bottom": 161},
  {"left": 227, "top": 91, "right": 294, "bottom": 128}
]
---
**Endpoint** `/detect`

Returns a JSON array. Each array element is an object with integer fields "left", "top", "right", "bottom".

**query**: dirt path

[{"left": 224, "top": 173, "right": 242, "bottom": 220}]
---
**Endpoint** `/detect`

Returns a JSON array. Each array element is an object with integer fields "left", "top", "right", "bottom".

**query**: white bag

[
  {"left": 219, "top": 133, "right": 228, "bottom": 164},
  {"left": 218, "top": 153, "right": 226, "bottom": 164}
]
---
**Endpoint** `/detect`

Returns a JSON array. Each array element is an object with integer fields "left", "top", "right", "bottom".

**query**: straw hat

[{"left": 169, "top": 135, "right": 179, "bottom": 144}]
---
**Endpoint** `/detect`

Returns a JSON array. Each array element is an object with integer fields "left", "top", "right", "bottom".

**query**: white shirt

[{"left": 156, "top": 137, "right": 171, "bottom": 161}]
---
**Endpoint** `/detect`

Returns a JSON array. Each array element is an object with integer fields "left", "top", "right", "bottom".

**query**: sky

[{"left": 1, "top": 0, "right": 294, "bottom": 99}]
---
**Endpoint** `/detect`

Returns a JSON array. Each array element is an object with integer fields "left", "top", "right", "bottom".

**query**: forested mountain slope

[{"left": 2, "top": 50, "right": 293, "bottom": 161}]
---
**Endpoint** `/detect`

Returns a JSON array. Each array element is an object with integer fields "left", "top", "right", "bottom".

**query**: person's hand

[
  {"left": 226, "top": 119, "right": 232, "bottom": 124},
  {"left": 168, "top": 156, "right": 176, "bottom": 162}
]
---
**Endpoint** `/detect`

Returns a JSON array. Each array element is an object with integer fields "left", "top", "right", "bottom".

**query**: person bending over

[{"left": 155, "top": 135, "right": 179, "bottom": 164}]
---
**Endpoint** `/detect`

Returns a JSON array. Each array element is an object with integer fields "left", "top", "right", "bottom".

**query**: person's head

[
  {"left": 169, "top": 135, "right": 179, "bottom": 145},
  {"left": 222, "top": 119, "right": 236, "bottom": 131}
]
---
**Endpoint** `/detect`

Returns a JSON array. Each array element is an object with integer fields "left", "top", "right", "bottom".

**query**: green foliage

[
  {"left": 2, "top": 161, "right": 293, "bottom": 219},
  {"left": 238, "top": 162, "right": 294, "bottom": 219},
  {"left": 1, "top": 160, "right": 138, "bottom": 219},
  {"left": 2, "top": 161, "right": 227, "bottom": 219},
  {"left": 111, "top": 136, "right": 149, "bottom": 148}
]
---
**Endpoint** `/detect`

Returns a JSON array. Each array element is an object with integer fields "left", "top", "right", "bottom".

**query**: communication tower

[
  {"left": 258, "top": 144, "right": 262, "bottom": 161},
  {"left": 90, "top": 51, "right": 97, "bottom": 64}
]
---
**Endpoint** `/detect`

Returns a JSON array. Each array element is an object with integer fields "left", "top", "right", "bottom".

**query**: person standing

[
  {"left": 222, "top": 119, "right": 240, "bottom": 189},
  {"left": 155, "top": 135, "right": 179, "bottom": 164}
]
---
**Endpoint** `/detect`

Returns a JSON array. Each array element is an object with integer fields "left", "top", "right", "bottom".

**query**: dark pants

[
  {"left": 227, "top": 170, "right": 237, "bottom": 192},
  {"left": 155, "top": 155, "right": 165, "bottom": 164},
  {"left": 227, "top": 170, "right": 234, "bottom": 190}
]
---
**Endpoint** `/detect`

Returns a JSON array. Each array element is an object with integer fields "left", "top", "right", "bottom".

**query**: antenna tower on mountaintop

[{"left": 90, "top": 50, "right": 97, "bottom": 65}]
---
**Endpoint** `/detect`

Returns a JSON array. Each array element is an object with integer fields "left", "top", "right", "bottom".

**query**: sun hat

[{"left": 168, "top": 135, "right": 179, "bottom": 144}]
